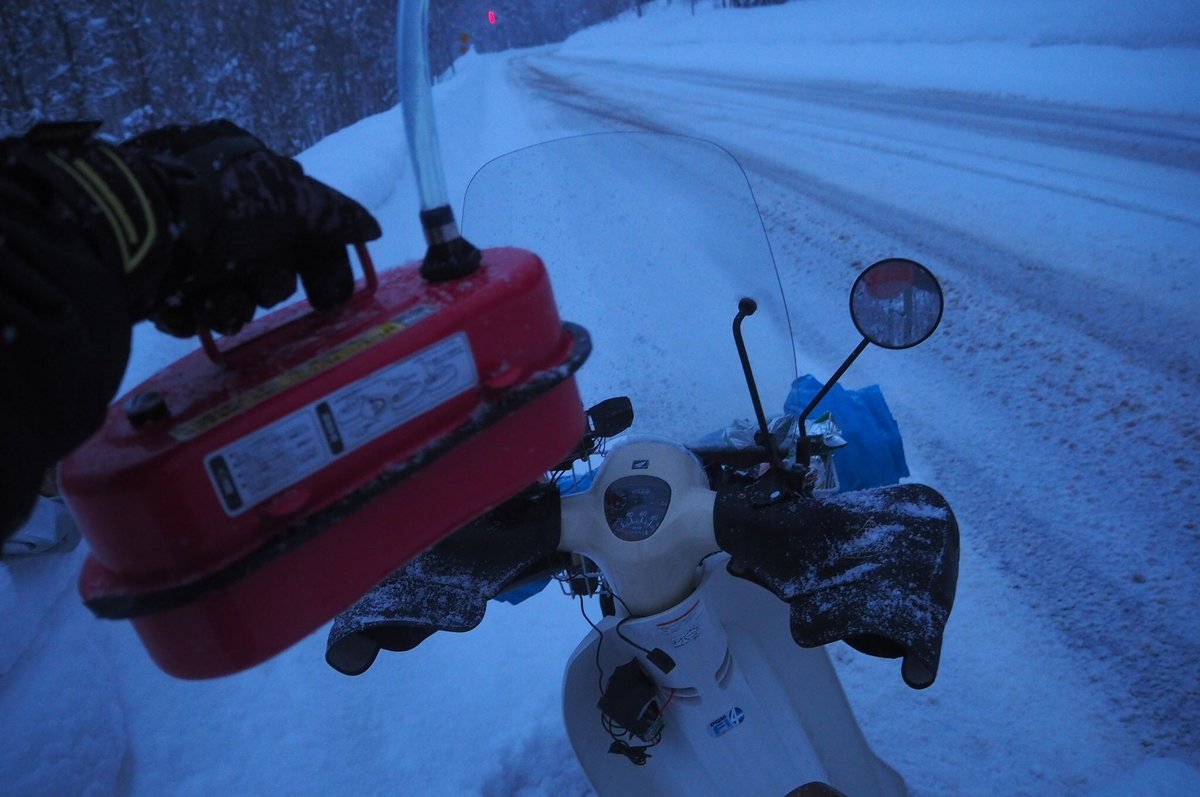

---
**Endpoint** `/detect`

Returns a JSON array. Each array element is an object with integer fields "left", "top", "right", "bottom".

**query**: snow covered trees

[
  {"left": 0, "top": 0, "right": 637, "bottom": 153},
  {"left": 1, "top": 1, "right": 390, "bottom": 152}
]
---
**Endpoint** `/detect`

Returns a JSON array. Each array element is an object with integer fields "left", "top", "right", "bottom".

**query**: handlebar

[
  {"left": 326, "top": 441, "right": 959, "bottom": 690},
  {"left": 688, "top": 444, "right": 783, "bottom": 469}
]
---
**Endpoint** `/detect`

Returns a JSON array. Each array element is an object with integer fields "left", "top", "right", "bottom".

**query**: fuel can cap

[{"left": 126, "top": 391, "right": 170, "bottom": 427}]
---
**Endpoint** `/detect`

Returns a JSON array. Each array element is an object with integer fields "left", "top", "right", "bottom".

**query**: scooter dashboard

[{"left": 603, "top": 475, "right": 672, "bottom": 542}]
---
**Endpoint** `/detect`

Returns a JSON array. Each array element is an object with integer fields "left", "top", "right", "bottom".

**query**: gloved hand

[
  {"left": 123, "top": 120, "right": 382, "bottom": 336},
  {"left": 1, "top": 120, "right": 382, "bottom": 541}
]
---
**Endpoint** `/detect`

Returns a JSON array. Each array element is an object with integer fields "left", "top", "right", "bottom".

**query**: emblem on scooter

[{"left": 708, "top": 707, "right": 746, "bottom": 738}]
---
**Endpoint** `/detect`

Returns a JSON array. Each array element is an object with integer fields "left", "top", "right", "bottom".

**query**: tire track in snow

[{"left": 550, "top": 56, "right": 1200, "bottom": 172}]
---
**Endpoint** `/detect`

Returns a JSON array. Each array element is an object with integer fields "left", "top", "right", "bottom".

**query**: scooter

[
  {"left": 321, "top": 4, "right": 956, "bottom": 792},
  {"left": 324, "top": 128, "right": 959, "bottom": 796}
]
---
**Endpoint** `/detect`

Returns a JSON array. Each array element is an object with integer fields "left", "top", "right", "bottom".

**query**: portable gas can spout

[
  {"left": 418, "top": 205, "right": 481, "bottom": 282},
  {"left": 397, "top": 0, "right": 481, "bottom": 282}
]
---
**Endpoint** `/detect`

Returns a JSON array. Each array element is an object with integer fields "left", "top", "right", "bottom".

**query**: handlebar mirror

[{"left": 850, "top": 258, "right": 944, "bottom": 350}]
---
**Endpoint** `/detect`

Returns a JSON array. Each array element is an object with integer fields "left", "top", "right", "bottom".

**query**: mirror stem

[{"left": 796, "top": 338, "right": 870, "bottom": 467}]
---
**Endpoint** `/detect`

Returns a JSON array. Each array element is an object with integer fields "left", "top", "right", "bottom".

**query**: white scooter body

[{"left": 559, "top": 438, "right": 906, "bottom": 797}]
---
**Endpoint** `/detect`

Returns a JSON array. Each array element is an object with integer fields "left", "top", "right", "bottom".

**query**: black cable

[
  {"left": 609, "top": 591, "right": 676, "bottom": 674},
  {"left": 577, "top": 579, "right": 676, "bottom": 752},
  {"left": 582, "top": 595, "right": 650, "bottom": 748},
  {"left": 615, "top": 615, "right": 653, "bottom": 658},
  {"left": 608, "top": 593, "right": 646, "bottom": 651},
  {"left": 578, "top": 595, "right": 606, "bottom": 698}
]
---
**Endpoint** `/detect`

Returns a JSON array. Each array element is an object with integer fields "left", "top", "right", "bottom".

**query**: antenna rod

[{"left": 733, "top": 298, "right": 782, "bottom": 470}]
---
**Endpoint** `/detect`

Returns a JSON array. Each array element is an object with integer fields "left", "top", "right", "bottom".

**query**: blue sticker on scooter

[{"left": 708, "top": 707, "right": 745, "bottom": 738}]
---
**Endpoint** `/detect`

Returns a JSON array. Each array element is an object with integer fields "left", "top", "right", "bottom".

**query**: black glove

[
  {"left": 4, "top": 120, "right": 381, "bottom": 338},
  {"left": 1, "top": 120, "right": 382, "bottom": 540},
  {"left": 123, "top": 120, "right": 382, "bottom": 336}
]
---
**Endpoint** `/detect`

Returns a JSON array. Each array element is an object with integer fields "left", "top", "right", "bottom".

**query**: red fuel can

[{"left": 60, "top": 245, "right": 588, "bottom": 678}]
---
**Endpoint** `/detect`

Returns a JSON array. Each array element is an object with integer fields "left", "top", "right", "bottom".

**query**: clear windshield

[{"left": 462, "top": 133, "right": 796, "bottom": 443}]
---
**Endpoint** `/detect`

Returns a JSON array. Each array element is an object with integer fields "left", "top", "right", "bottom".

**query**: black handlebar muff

[
  {"left": 714, "top": 481, "right": 959, "bottom": 689},
  {"left": 325, "top": 483, "right": 567, "bottom": 676}
]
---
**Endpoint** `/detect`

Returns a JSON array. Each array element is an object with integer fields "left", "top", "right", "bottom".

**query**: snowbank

[{"left": 296, "top": 106, "right": 408, "bottom": 212}]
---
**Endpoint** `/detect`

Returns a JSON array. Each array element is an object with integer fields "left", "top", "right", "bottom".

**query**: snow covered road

[{"left": 502, "top": 43, "right": 1200, "bottom": 772}]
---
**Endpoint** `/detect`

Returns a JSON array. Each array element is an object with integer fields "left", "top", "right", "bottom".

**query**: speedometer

[{"left": 603, "top": 476, "right": 672, "bottom": 541}]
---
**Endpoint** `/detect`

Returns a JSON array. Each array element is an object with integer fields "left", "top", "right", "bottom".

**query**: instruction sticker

[
  {"left": 205, "top": 333, "right": 477, "bottom": 516},
  {"left": 172, "top": 305, "right": 438, "bottom": 442}
]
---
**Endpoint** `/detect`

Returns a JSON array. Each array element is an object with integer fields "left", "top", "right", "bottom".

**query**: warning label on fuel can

[{"left": 205, "top": 333, "right": 477, "bottom": 516}]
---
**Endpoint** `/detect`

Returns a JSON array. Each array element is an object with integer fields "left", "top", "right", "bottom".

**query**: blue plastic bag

[{"left": 785, "top": 375, "right": 909, "bottom": 492}]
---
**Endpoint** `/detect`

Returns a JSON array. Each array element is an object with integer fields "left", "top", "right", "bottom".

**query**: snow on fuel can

[{"left": 60, "top": 244, "right": 589, "bottom": 679}]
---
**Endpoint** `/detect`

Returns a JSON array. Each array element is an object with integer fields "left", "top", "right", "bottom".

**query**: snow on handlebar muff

[{"left": 59, "top": 246, "right": 590, "bottom": 679}]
